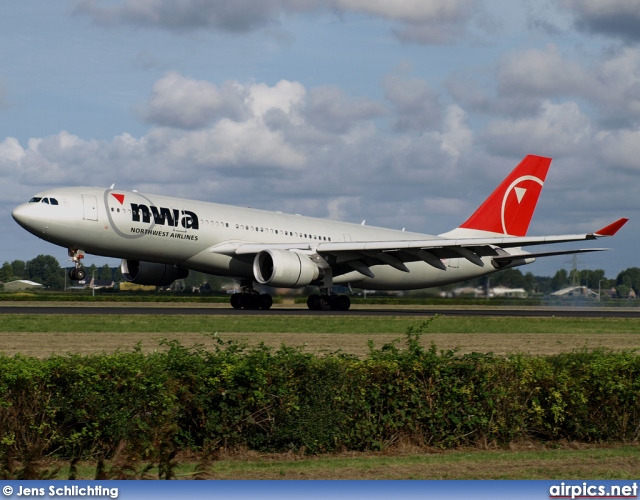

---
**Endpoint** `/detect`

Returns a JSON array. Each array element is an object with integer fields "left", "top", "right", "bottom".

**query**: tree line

[
  {"left": 463, "top": 267, "right": 640, "bottom": 298},
  {"left": 0, "top": 255, "right": 223, "bottom": 291},
  {"left": 1, "top": 254, "right": 640, "bottom": 297}
]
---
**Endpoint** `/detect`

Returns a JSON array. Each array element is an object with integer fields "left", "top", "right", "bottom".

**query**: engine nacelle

[
  {"left": 121, "top": 259, "right": 189, "bottom": 286},
  {"left": 253, "top": 249, "right": 321, "bottom": 288}
]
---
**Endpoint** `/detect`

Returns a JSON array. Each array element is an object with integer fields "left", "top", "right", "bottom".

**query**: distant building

[
  {"left": 551, "top": 286, "right": 599, "bottom": 299},
  {"left": 445, "top": 286, "right": 528, "bottom": 298},
  {"left": 491, "top": 285, "right": 527, "bottom": 298},
  {"left": 3, "top": 280, "right": 44, "bottom": 291}
]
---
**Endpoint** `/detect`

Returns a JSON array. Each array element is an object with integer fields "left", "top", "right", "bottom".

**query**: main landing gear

[
  {"left": 306, "top": 293, "right": 351, "bottom": 311},
  {"left": 230, "top": 281, "right": 273, "bottom": 310},
  {"left": 67, "top": 247, "right": 86, "bottom": 281},
  {"left": 229, "top": 283, "right": 351, "bottom": 311}
]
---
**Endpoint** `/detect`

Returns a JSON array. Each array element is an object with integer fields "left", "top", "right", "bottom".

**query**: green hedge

[{"left": 1, "top": 329, "right": 639, "bottom": 466}]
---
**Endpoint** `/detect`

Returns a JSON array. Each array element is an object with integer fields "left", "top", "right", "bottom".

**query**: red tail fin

[{"left": 458, "top": 155, "right": 551, "bottom": 237}]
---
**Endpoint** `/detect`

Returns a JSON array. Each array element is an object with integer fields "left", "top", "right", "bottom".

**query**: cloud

[
  {"left": 73, "top": 0, "right": 288, "bottom": 33},
  {"left": 448, "top": 45, "right": 593, "bottom": 116},
  {"left": 74, "top": 0, "right": 480, "bottom": 44},
  {"left": 301, "top": 86, "right": 386, "bottom": 133},
  {"left": 496, "top": 45, "right": 592, "bottom": 100},
  {"left": 383, "top": 74, "right": 443, "bottom": 131},
  {"left": 449, "top": 45, "right": 640, "bottom": 124},
  {"left": 0, "top": 137, "right": 24, "bottom": 164},
  {"left": 155, "top": 120, "right": 307, "bottom": 172},
  {"left": 141, "top": 72, "right": 250, "bottom": 129},
  {"left": 1, "top": 72, "right": 479, "bottom": 233},
  {"left": 559, "top": 0, "right": 640, "bottom": 43},
  {"left": 341, "top": 0, "right": 477, "bottom": 44},
  {"left": 245, "top": 80, "right": 306, "bottom": 119},
  {"left": 595, "top": 128, "right": 640, "bottom": 172},
  {"left": 482, "top": 100, "right": 592, "bottom": 157}
]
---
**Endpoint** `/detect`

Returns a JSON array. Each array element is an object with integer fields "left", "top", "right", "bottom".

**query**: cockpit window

[{"left": 28, "top": 196, "right": 59, "bottom": 205}]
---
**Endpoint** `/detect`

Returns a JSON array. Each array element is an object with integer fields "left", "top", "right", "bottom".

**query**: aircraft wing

[{"left": 209, "top": 218, "right": 628, "bottom": 276}]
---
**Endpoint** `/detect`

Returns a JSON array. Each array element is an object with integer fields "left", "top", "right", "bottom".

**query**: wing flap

[{"left": 493, "top": 248, "right": 611, "bottom": 263}]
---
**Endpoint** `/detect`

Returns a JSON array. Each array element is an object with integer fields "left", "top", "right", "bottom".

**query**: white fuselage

[{"left": 12, "top": 187, "right": 517, "bottom": 290}]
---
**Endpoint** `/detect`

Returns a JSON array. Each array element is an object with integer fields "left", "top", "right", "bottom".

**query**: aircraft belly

[
  {"left": 37, "top": 217, "right": 205, "bottom": 264},
  {"left": 333, "top": 259, "right": 495, "bottom": 290},
  {"left": 183, "top": 249, "right": 253, "bottom": 278}
]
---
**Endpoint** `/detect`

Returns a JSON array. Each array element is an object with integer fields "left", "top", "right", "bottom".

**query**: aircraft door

[{"left": 82, "top": 195, "right": 98, "bottom": 221}]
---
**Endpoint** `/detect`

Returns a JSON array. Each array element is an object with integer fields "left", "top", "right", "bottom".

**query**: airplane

[{"left": 12, "top": 155, "right": 627, "bottom": 311}]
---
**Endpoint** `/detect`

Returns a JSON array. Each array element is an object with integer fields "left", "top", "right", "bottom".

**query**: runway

[{"left": 1, "top": 304, "right": 640, "bottom": 318}]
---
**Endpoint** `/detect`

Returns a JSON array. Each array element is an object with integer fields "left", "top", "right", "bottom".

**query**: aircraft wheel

[
  {"left": 230, "top": 294, "right": 242, "bottom": 309},
  {"left": 259, "top": 294, "right": 273, "bottom": 310},
  {"left": 307, "top": 294, "right": 320, "bottom": 310},
  {"left": 244, "top": 294, "right": 260, "bottom": 310},
  {"left": 318, "top": 296, "right": 332, "bottom": 311},
  {"left": 75, "top": 268, "right": 86, "bottom": 280},
  {"left": 335, "top": 295, "right": 351, "bottom": 311},
  {"left": 68, "top": 269, "right": 77, "bottom": 280}
]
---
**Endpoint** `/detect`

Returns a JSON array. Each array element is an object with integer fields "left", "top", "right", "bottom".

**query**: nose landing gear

[{"left": 67, "top": 247, "right": 86, "bottom": 281}]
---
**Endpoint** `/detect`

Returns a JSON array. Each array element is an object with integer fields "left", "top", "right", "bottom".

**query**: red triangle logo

[{"left": 111, "top": 193, "right": 125, "bottom": 205}]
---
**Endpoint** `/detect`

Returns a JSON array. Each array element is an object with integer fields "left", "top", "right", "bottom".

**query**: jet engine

[
  {"left": 253, "top": 249, "right": 321, "bottom": 288},
  {"left": 121, "top": 259, "right": 189, "bottom": 286}
]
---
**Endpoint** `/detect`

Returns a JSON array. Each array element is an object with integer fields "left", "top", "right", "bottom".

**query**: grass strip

[
  {"left": 45, "top": 445, "right": 640, "bottom": 480},
  {"left": 1, "top": 314, "right": 640, "bottom": 334}
]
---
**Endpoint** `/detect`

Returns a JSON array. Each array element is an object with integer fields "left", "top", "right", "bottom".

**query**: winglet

[{"left": 593, "top": 218, "right": 629, "bottom": 237}]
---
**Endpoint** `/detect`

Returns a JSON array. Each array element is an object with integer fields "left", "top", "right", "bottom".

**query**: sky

[{"left": 1, "top": 0, "right": 640, "bottom": 279}]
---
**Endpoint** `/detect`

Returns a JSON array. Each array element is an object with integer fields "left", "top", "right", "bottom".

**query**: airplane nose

[{"left": 12, "top": 204, "right": 32, "bottom": 228}]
